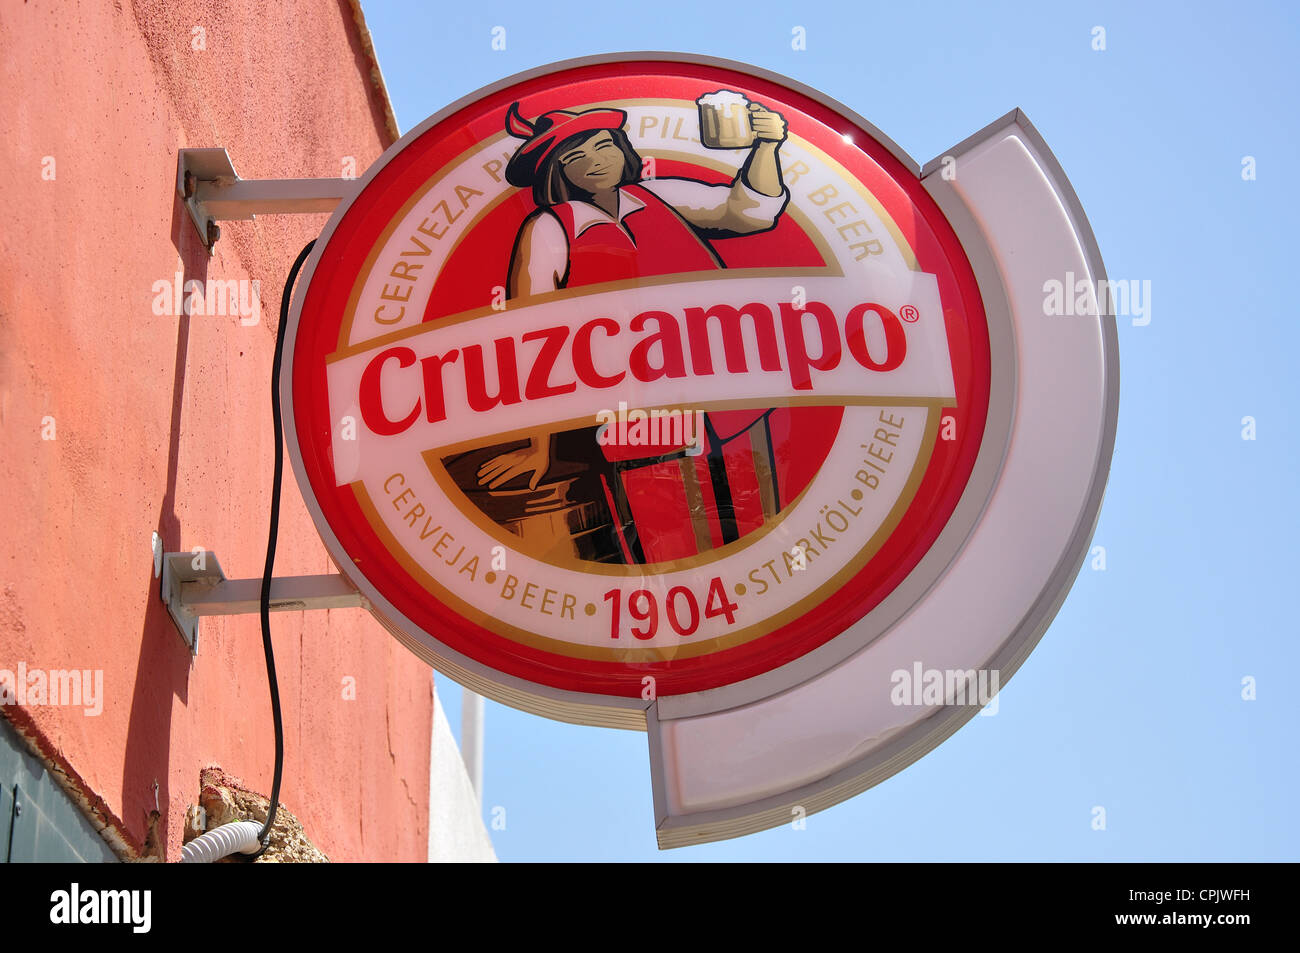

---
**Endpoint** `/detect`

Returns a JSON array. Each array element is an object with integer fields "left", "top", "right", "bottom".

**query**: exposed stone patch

[{"left": 182, "top": 766, "right": 328, "bottom": 863}]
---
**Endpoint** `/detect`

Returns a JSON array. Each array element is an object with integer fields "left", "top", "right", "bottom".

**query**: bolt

[
  {"left": 206, "top": 219, "right": 220, "bottom": 247},
  {"left": 13, "top": 800, "right": 20, "bottom": 817},
  {"left": 183, "top": 169, "right": 195, "bottom": 199}
]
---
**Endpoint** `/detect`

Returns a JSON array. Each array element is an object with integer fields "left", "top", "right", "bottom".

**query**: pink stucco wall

[{"left": 0, "top": 0, "right": 432, "bottom": 860}]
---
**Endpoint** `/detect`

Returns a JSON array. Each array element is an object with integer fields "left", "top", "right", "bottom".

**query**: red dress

[
  {"left": 550, "top": 182, "right": 723, "bottom": 284},
  {"left": 548, "top": 184, "right": 778, "bottom": 564}
]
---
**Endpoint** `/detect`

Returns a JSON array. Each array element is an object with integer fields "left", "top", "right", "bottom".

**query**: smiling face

[{"left": 558, "top": 130, "right": 627, "bottom": 194}]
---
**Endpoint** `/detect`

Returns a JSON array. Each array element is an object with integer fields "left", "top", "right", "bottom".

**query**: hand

[
  {"left": 748, "top": 103, "right": 787, "bottom": 143},
  {"left": 476, "top": 442, "right": 550, "bottom": 490}
]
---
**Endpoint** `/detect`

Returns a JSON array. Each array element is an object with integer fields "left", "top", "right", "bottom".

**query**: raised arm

[
  {"left": 738, "top": 102, "right": 787, "bottom": 197},
  {"left": 643, "top": 103, "right": 790, "bottom": 235},
  {"left": 643, "top": 176, "right": 790, "bottom": 235}
]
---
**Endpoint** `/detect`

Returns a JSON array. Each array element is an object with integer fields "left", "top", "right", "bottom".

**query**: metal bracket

[
  {"left": 160, "top": 551, "right": 367, "bottom": 655},
  {"left": 176, "top": 148, "right": 355, "bottom": 254}
]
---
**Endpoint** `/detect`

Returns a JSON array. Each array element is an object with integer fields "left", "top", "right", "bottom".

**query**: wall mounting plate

[{"left": 160, "top": 550, "right": 226, "bottom": 654}]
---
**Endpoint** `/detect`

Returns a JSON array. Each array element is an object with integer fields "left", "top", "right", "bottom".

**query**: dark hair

[{"left": 533, "top": 128, "right": 643, "bottom": 207}]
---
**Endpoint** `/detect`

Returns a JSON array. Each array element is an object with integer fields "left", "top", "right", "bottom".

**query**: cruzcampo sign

[{"left": 284, "top": 53, "right": 1118, "bottom": 847}]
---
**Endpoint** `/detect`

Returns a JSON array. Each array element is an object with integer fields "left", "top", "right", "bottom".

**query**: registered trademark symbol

[{"left": 901, "top": 305, "right": 920, "bottom": 323}]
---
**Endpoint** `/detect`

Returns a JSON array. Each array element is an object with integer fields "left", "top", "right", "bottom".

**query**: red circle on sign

[{"left": 288, "top": 57, "right": 990, "bottom": 700}]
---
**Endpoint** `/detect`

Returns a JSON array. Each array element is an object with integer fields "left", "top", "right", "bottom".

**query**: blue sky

[{"left": 359, "top": 0, "right": 1299, "bottom": 861}]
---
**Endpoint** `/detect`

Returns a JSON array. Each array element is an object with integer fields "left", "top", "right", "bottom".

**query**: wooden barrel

[{"left": 440, "top": 431, "right": 627, "bottom": 564}]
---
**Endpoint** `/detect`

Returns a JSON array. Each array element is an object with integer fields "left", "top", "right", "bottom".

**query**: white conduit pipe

[{"left": 179, "top": 821, "right": 264, "bottom": 863}]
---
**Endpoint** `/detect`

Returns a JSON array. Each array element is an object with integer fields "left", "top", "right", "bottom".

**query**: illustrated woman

[{"left": 471, "top": 99, "right": 790, "bottom": 562}]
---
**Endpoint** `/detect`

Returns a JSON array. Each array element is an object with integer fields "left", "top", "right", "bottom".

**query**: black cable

[{"left": 253, "top": 239, "right": 317, "bottom": 856}]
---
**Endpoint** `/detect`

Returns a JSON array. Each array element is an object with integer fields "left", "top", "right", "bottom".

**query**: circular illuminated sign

[
  {"left": 287, "top": 54, "right": 1118, "bottom": 846},
  {"left": 285, "top": 55, "right": 993, "bottom": 712}
]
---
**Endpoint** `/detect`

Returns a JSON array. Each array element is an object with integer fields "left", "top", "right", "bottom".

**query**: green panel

[
  {"left": 9, "top": 785, "right": 103, "bottom": 863},
  {"left": 0, "top": 719, "right": 119, "bottom": 863},
  {"left": 0, "top": 783, "right": 13, "bottom": 862}
]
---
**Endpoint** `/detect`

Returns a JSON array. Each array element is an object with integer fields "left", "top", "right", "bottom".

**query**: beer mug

[{"left": 697, "top": 90, "right": 754, "bottom": 149}]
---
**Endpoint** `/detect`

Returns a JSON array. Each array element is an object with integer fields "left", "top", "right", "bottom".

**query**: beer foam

[{"left": 697, "top": 90, "right": 749, "bottom": 109}]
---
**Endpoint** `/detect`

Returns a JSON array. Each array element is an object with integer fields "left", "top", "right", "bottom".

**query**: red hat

[{"left": 504, "top": 102, "right": 628, "bottom": 187}]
